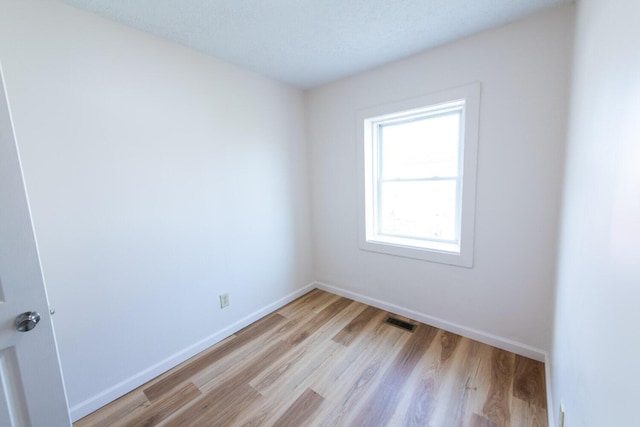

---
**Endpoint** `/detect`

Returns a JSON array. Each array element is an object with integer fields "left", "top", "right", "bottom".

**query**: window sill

[{"left": 359, "top": 238, "right": 473, "bottom": 268}]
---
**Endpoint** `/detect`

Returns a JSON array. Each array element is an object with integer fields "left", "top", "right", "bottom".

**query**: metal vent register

[{"left": 385, "top": 316, "right": 417, "bottom": 332}]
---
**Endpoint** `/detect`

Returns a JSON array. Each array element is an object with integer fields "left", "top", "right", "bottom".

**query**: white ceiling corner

[{"left": 59, "top": 0, "right": 573, "bottom": 88}]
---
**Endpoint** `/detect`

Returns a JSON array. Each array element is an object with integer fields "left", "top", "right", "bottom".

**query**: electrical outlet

[
  {"left": 559, "top": 402, "right": 566, "bottom": 427},
  {"left": 219, "top": 293, "right": 230, "bottom": 309}
]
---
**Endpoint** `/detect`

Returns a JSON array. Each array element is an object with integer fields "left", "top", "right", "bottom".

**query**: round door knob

[{"left": 15, "top": 311, "right": 41, "bottom": 332}]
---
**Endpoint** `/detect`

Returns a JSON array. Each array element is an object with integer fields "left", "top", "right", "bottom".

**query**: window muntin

[{"left": 358, "top": 84, "right": 479, "bottom": 267}]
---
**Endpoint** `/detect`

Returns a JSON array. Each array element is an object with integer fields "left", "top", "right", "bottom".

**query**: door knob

[{"left": 15, "top": 311, "right": 41, "bottom": 332}]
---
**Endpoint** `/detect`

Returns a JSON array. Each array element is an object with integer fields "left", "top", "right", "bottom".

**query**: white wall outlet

[
  {"left": 219, "top": 293, "right": 230, "bottom": 309},
  {"left": 559, "top": 402, "right": 566, "bottom": 427}
]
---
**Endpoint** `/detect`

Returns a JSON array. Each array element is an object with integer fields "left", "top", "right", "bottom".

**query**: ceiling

[{"left": 60, "top": 0, "right": 572, "bottom": 88}]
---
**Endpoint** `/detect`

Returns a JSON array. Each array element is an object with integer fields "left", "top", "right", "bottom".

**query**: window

[{"left": 357, "top": 84, "right": 480, "bottom": 267}]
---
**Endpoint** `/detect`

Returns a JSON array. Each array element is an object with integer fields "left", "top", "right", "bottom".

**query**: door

[{"left": 0, "top": 64, "right": 71, "bottom": 426}]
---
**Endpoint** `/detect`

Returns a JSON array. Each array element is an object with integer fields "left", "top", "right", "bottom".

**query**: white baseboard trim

[
  {"left": 69, "top": 282, "right": 315, "bottom": 421},
  {"left": 314, "top": 281, "right": 547, "bottom": 362},
  {"left": 545, "top": 353, "right": 555, "bottom": 427}
]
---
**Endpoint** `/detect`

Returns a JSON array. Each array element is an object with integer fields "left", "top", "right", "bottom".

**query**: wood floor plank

[
  {"left": 247, "top": 301, "right": 369, "bottom": 420},
  {"left": 204, "top": 338, "right": 293, "bottom": 393},
  {"left": 396, "top": 331, "right": 457, "bottom": 427},
  {"left": 471, "top": 412, "right": 500, "bottom": 427},
  {"left": 74, "top": 390, "right": 149, "bottom": 427},
  {"left": 511, "top": 396, "right": 548, "bottom": 427},
  {"left": 393, "top": 332, "right": 478, "bottom": 427},
  {"left": 196, "top": 299, "right": 358, "bottom": 396},
  {"left": 189, "top": 317, "right": 301, "bottom": 392},
  {"left": 463, "top": 341, "right": 498, "bottom": 422},
  {"left": 158, "top": 336, "right": 295, "bottom": 426},
  {"left": 430, "top": 338, "right": 483, "bottom": 426},
  {"left": 234, "top": 342, "right": 341, "bottom": 427},
  {"left": 250, "top": 339, "right": 343, "bottom": 396},
  {"left": 311, "top": 309, "right": 404, "bottom": 397},
  {"left": 76, "top": 290, "right": 548, "bottom": 427},
  {"left": 143, "top": 312, "right": 287, "bottom": 401},
  {"left": 319, "top": 361, "right": 383, "bottom": 426},
  {"left": 160, "top": 382, "right": 261, "bottom": 427},
  {"left": 204, "top": 345, "right": 340, "bottom": 427},
  {"left": 312, "top": 319, "right": 410, "bottom": 426},
  {"left": 231, "top": 386, "right": 296, "bottom": 426},
  {"left": 513, "top": 355, "right": 547, "bottom": 408},
  {"left": 271, "top": 388, "right": 324, "bottom": 427},
  {"left": 351, "top": 323, "right": 439, "bottom": 426},
  {"left": 277, "top": 289, "right": 337, "bottom": 319},
  {"left": 332, "top": 305, "right": 380, "bottom": 346},
  {"left": 482, "top": 347, "right": 516, "bottom": 427},
  {"left": 120, "top": 382, "right": 201, "bottom": 427},
  {"left": 285, "top": 297, "right": 353, "bottom": 346},
  {"left": 440, "top": 330, "right": 462, "bottom": 362},
  {"left": 385, "top": 329, "right": 444, "bottom": 426}
]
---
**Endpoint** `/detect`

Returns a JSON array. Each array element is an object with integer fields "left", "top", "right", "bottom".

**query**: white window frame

[{"left": 357, "top": 84, "right": 480, "bottom": 267}]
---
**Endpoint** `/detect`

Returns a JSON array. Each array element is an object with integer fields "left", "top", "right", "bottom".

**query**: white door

[{"left": 0, "top": 65, "right": 71, "bottom": 426}]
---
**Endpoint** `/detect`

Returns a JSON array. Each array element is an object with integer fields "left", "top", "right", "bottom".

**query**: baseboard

[
  {"left": 69, "top": 282, "right": 315, "bottom": 421},
  {"left": 314, "top": 281, "right": 547, "bottom": 362},
  {"left": 545, "top": 352, "right": 555, "bottom": 427}
]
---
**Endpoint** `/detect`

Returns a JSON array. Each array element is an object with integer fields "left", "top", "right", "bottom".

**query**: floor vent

[{"left": 385, "top": 316, "right": 417, "bottom": 332}]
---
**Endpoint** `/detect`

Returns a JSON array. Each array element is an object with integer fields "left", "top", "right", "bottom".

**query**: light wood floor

[{"left": 75, "top": 290, "right": 547, "bottom": 427}]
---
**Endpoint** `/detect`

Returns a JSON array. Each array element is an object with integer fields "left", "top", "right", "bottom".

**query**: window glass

[
  {"left": 380, "top": 112, "right": 460, "bottom": 180},
  {"left": 379, "top": 180, "right": 457, "bottom": 242}
]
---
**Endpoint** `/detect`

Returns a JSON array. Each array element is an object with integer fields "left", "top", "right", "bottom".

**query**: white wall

[
  {"left": 551, "top": 0, "right": 640, "bottom": 425},
  {"left": 0, "top": 0, "right": 313, "bottom": 420},
  {"left": 307, "top": 6, "right": 574, "bottom": 353}
]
